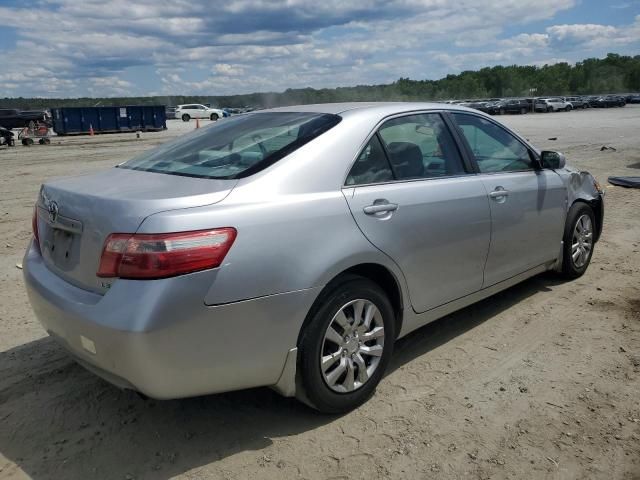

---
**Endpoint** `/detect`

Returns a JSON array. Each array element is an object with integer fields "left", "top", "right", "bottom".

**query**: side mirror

[{"left": 540, "top": 150, "right": 566, "bottom": 170}]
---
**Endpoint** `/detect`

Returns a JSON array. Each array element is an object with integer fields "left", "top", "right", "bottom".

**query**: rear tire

[
  {"left": 560, "top": 203, "right": 596, "bottom": 279},
  {"left": 520, "top": 108, "right": 527, "bottom": 114},
  {"left": 298, "top": 276, "right": 395, "bottom": 413},
  {"left": 181, "top": 114, "right": 190, "bottom": 122}
]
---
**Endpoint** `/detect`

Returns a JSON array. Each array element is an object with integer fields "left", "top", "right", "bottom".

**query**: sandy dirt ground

[{"left": 0, "top": 108, "right": 639, "bottom": 480}]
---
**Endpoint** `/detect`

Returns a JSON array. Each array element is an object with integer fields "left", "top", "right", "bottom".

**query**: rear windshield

[{"left": 119, "top": 112, "right": 341, "bottom": 179}]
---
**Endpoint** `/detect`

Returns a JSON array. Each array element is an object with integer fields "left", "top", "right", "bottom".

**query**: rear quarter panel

[
  {"left": 137, "top": 109, "right": 411, "bottom": 307},
  {"left": 139, "top": 190, "right": 406, "bottom": 305}
]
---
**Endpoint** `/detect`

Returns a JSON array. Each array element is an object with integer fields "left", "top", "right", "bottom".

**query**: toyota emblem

[{"left": 48, "top": 201, "right": 59, "bottom": 223}]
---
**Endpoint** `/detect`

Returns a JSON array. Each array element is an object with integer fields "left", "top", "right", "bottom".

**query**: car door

[
  {"left": 192, "top": 105, "right": 205, "bottom": 119},
  {"left": 344, "top": 112, "right": 491, "bottom": 313},
  {"left": 450, "top": 112, "right": 566, "bottom": 287},
  {"left": 181, "top": 105, "right": 194, "bottom": 117}
]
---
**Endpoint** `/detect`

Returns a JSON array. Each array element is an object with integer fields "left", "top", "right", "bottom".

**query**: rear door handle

[
  {"left": 489, "top": 188, "right": 509, "bottom": 199},
  {"left": 363, "top": 202, "right": 398, "bottom": 215}
]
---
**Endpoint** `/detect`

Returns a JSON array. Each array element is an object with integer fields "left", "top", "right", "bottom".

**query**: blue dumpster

[{"left": 51, "top": 106, "right": 167, "bottom": 135}]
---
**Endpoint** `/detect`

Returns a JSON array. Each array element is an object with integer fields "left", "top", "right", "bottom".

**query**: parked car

[
  {"left": 463, "top": 100, "right": 490, "bottom": 113},
  {"left": 502, "top": 99, "right": 530, "bottom": 114},
  {"left": 565, "top": 97, "right": 589, "bottom": 109},
  {"left": 0, "top": 126, "right": 15, "bottom": 146},
  {"left": 626, "top": 94, "right": 640, "bottom": 104},
  {"left": 603, "top": 95, "right": 626, "bottom": 107},
  {"left": 175, "top": 104, "right": 226, "bottom": 122},
  {"left": 0, "top": 108, "right": 51, "bottom": 129},
  {"left": 24, "top": 103, "right": 604, "bottom": 413},
  {"left": 535, "top": 98, "right": 571, "bottom": 112},
  {"left": 586, "top": 96, "right": 603, "bottom": 108},
  {"left": 587, "top": 95, "right": 626, "bottom": 108},
  {"left": 485, "top": 99, "right": 530, "bottom": 115},
  {"left": 484, "top": 100, "right": 505, "bottom": 115}
]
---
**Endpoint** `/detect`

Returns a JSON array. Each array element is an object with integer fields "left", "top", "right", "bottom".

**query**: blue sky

[{"left": 0, "top": 0, "right": 638, "bottom": 97}]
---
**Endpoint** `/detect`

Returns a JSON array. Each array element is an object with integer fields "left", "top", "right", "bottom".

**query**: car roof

[{"left": 258, "top": 101, "right": 478, "bottom": 116}]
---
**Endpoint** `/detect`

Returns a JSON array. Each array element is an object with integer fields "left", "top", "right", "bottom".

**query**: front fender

[{"left": 561, "top": 167, "right": 604, "bottom": 242}]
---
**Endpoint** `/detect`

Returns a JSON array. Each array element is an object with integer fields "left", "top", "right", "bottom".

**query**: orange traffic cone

[
  {"left": 195, "top": 118, "right": 200, "bottom": 129},
  {"left": 89, "top": 124, "right": 95, "bottom": 136}
]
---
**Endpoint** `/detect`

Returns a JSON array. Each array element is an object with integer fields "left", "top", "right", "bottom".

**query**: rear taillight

[
  {"left": 32, "top": 206, "right": 40, "bottom": 249},
  {"left": 97, "top": 228, "right": 236, "bottom": 280}
]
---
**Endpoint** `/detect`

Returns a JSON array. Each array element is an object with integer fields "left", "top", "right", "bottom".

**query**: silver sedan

[{"left": 23, "top": 103, "right": 604, "bottom": 413}]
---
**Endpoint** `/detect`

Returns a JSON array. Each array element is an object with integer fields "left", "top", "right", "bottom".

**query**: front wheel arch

[
  {"left": 571, "top": 198, "right": 603, "bottom": 243},
  {"left": 560, "top": 202, "right": 596, "bottom": 278}
]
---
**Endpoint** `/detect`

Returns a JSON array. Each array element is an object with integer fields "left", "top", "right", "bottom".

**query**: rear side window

[
  {"left": 120, "top": 112, "right": 341, "bottom": 179},
  {"left": 346, "top": 135, "right": 394, "bottom": 185},
  {"left": 378, "top": 113, "right": 466, "bottom": 179},
  {"left": 452, "top": 113, "right": 533, "bottom": 173}
]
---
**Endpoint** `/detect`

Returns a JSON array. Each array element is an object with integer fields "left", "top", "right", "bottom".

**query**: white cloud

[
  {"left": 0, "top": 1, "right": 637, "bottom": 97},
  {"left": 213, "top": 64, "right": 245, "bottom": 76},
  {"left": 547, "top": 16, "right": 640, "bottom": 49}
]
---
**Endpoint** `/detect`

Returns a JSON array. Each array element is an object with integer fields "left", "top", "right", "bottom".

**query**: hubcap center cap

[{"left": 344, "top": 338, "right": 359, "bottom": 355}]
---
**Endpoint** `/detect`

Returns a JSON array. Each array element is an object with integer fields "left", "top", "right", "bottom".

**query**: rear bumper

[{"left": 23, "top": 241, "right": 319, "bottom": 399}]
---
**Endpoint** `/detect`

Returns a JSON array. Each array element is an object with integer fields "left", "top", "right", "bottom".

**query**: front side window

[
  {"left": 120, "top": 112, "right": 341, "bottom": 179},
  {"left": 452, "top": 113, "right": 534, "bottom": 173},
  {"left": 377, "top": 113, "right": 466, "bottom": 179}
]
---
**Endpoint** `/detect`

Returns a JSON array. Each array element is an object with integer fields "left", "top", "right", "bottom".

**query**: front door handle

[
  {"left": 489, "top": 188, "right": 509, "bottom": 199},
  {"left": 363, "top": 202, "right": 398, "bottom": 215}
]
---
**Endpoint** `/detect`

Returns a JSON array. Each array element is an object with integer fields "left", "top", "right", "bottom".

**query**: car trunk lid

[{"left": 35, "top": 167, "right": 237, "bottom": 294}]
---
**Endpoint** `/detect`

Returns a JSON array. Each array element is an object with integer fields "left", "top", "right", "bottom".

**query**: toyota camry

[{"left": 24, "top": 103, "right": 604, "bottom": 413}]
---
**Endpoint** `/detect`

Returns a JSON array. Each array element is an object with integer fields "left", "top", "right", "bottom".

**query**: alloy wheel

[
  {"left": 320, "top": 299, "right": 385, "bottom": 393},
  {"left": 571, "top": 214, "right": 593, "bottom": 268}
]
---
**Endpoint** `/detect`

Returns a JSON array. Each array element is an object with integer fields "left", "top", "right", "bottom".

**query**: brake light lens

[
  {"left": 32, "top": 206, "right": 40, "bottom": 249},
  {"left": 97, "top": 228, "right": 236, "bottom": 279}
]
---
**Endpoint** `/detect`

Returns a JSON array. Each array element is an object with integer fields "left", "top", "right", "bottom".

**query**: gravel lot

[{"left": 1, "top": 107, "right": 639, "bottom": 480}]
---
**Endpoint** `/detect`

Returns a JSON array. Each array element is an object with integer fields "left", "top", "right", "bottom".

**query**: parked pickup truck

[{"left": 0, "top": 109, "right": 51, "bottom": 129}]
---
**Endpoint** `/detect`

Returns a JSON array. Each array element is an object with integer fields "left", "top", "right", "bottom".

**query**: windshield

[{"left": 119, "top": 112, "right": 341, "bottom": 179}]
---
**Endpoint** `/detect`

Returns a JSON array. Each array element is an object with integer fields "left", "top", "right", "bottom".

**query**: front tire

[
  {"left": 560, "top": 203, "right": 596, "bottom": 279},
  {"left": 210, "top": 113, "right": 219, "bottom": 121},
  {"left": 298, "top": 276, "right": 395, "bottom": 413}
]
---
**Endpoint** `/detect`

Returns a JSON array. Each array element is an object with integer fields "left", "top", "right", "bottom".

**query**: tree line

[{"left": 2, "top": 53, "right": 639, "bottom": 111}]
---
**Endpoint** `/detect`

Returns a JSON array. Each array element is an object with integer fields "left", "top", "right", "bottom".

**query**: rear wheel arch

[{"left": 297, "top": 263, "right": 404, "bottom": 348}]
